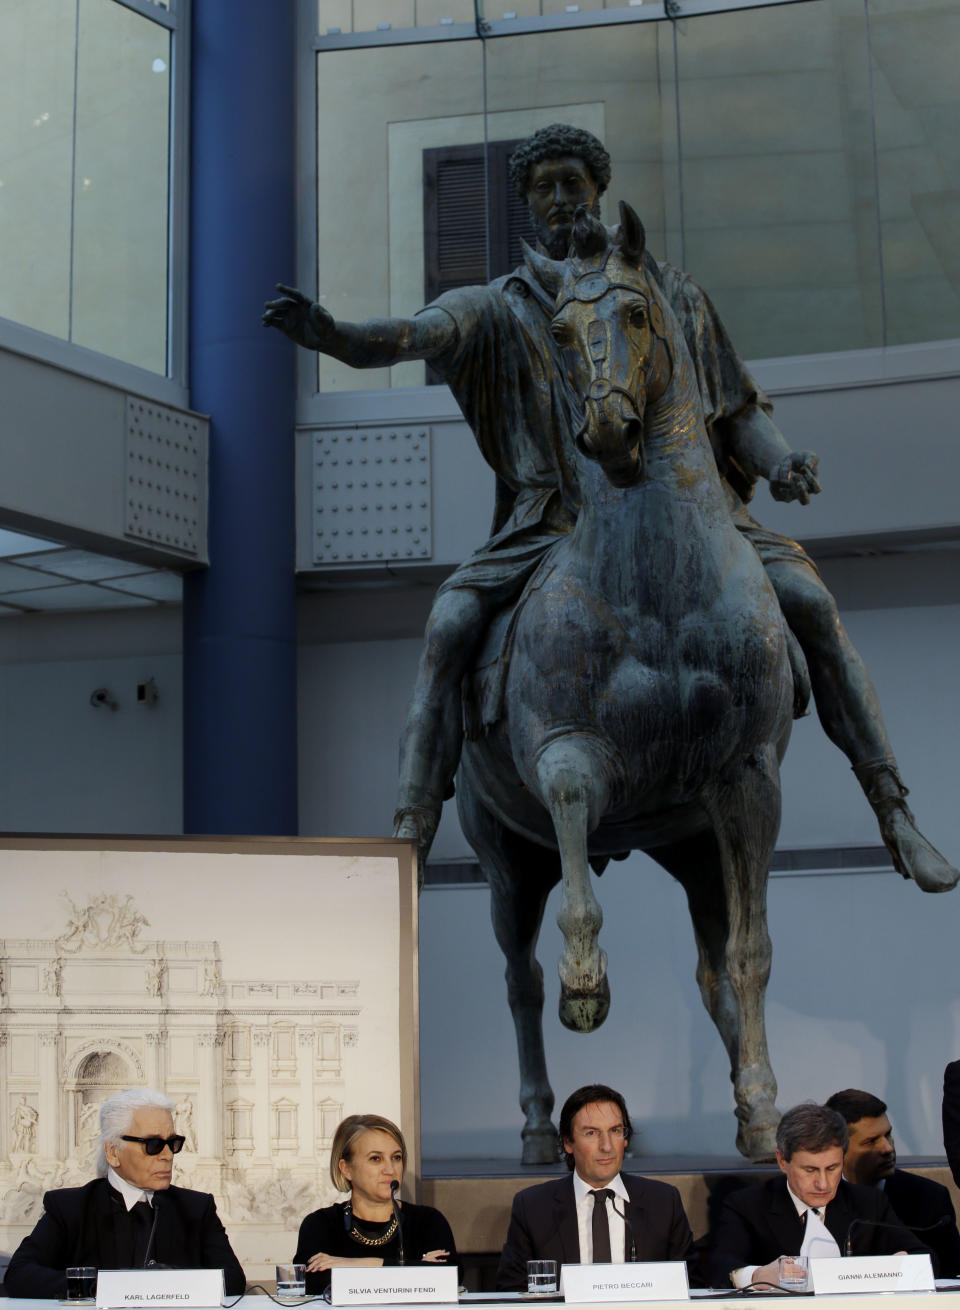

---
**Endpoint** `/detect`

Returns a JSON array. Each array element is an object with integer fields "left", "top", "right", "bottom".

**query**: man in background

[{"left": 826, "top": 1087, "right": 960, "bottom": 1276}]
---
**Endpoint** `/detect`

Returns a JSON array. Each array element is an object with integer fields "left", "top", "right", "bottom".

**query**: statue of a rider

[{"left": 263, "top": 123, "right": 957, "bottom": 896}]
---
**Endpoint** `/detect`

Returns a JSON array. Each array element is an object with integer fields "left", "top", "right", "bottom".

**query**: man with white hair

[{"left": 5, "top": 1087, "right": 245, "bottom": 1298}]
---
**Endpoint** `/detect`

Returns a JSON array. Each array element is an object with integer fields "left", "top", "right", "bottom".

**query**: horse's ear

[
  {"left": 617, "top": 200, "right": 646, "bottom": 266},
  {"left": 521, "top": 240, "right": 566, "bottom": 294}
]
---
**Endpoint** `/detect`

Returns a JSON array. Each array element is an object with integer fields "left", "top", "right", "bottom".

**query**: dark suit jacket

[
  {"left": 496, "top": 1172, "right": 697, "bottom": 1291},
  {"left": 4, "top": 1177, "right": 246, "bottom": 1298},
  {"left": 943, "top": 1060, "right": 960, "bottom": 1189},
  {"left": 707, "top": 1174, "right": 933, "bottom": 1288},
  {"left": 885, "top": 1167, "right": 960, "bottom": 1278}
]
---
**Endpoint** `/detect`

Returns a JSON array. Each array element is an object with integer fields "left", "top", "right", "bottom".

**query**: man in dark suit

[
  {"left": 496, "top": 1083, "right": 697, "bottom": 1290},
  {"left": 826, "top": 1087, "right": 960, "bottom": 1277},
  {"left": 708, "top": 1102, "right": 932, "bottom": 1288},
  {"left": 5, "top": 1087, "right": 246, "bottom": 1298}
]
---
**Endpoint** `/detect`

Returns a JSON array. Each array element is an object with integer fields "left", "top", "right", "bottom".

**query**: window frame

[{"left": 0, "top": 0, "right": 190, "bottom": 408}]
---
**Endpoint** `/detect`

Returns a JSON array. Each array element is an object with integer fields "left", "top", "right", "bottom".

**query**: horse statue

[{"left": 456, "top": 201, "right": 802, "bottom": 1164}]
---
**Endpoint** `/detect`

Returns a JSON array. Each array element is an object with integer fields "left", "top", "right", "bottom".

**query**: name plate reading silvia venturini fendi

[
  {"left": 810, "top": 1254, "right": 935, "bottom": 1295},
  {"left": 559, "top": 1261, "right": 690, "bottom": 1302},
  {"left": 95, "top": 1268, "right": 225, "bottom": 1308},
  {"left": 329, "top": 1266, "right": 459, "bottom": 1305}
]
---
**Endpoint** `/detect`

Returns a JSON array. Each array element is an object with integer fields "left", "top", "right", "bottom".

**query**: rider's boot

[
  {"left": 392, "top": 802, "right": 441, "bottom": 892},
  {"left": 853, "top": 757, "right": 959, "bottom": 893}
]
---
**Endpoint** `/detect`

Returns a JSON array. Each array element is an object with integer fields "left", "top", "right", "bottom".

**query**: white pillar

[
  {"left": 0, "top": 1032, "right": 8, "bottom": 1160},
  {"left": 145, "top": 1031, "right": 167, "bottom": 1089},
  {"left": 252, "top": 1027, "right": 271, "bottom": 1160},
  {"left": 38, "top": 1031, "right": 60, "bottom": 1157},
  {"left": 197, "top": 1031, "right": 224, "bottom": 1158},
  {"left": 297, "top": 1027, "right": 316, "bottom": 1159}
]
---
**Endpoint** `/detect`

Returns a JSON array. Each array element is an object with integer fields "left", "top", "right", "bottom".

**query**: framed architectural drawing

[{"left": 0, "top": 835, "right": 419, "bottom": 1278}]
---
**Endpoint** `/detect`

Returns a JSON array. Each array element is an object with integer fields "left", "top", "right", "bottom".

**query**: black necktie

[
  {"left": 130, "top": 1199, "right": 154, "bottom": 1267},
  {"left": 590, "top": 1188, "right": 613, "bottom": 1263}
]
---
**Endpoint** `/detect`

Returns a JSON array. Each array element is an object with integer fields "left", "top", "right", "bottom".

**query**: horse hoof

[
  {"left": 559, "top": 975, "right": 611, "bottom": 1032},
  {"left": 735, "top": 1109, "right": 780, "bottom": 1162},
  {"left": 521, "top": 1127, "right": 559, "bottom": 1165}
]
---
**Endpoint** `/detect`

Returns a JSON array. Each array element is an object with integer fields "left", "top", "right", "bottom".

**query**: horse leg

[
  {"left": 651, "top": 832, "right": 741, "bottom": 1070},
  {"left": 458, "top": 778, "right": 561, "bottom": 1164},
  {"left": 703, "top": 746, "right": 783, "bottom": 1162},
  {"left": 534, "top": 735, "right": 612, "bottom": 1033}
]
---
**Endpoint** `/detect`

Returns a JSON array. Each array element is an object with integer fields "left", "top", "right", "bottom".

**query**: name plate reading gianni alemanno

[
  {"left": 810, "top": 1254, "right": 935, "bottom": 1295},
  {"left": 560, "top": 1261, "right": 689, "bottom": 1302},
  {"left": 329, "top": 1266, "right": 459, "bottom": 1305},
  {"left": 96, "top": 1268, "right": 225, "bottom": 1308}
]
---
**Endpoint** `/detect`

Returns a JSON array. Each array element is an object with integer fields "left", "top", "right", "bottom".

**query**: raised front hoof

[
  {"left": 883, "top": 808, "right": 960, "bottom": 893},
  {"left": 735, "top": 1107, "right": 780, "bottom": 1162},
  {"left": 521, "top": 1126, "right": 559, "bottom": 1165},
  {"left": 559, "top": 975, "right": 611, "bottom": 1032}
]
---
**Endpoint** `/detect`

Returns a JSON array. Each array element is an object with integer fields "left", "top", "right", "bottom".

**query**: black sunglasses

[{"left": 121, "top": 1134, "right": 186, "bottom": 1156}]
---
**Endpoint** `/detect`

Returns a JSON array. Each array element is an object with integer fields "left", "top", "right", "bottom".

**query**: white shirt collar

[
  {"left": 786, "top": 1182, "right": 830, "bottom": 1217},
  {"left": 107, "top": 1165, "right": 154, "bottom": 1211},
  {"left": 572, "top": 1170, "right": 629, "bottom": 1205}
]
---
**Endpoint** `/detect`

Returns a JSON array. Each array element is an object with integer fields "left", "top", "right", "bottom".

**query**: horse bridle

[{"left": 553, "top": 258, "right": 667, "bottom": 473}]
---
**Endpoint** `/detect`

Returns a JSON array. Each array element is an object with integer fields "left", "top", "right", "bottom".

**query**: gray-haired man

[{"left": 5, "top": 1087, "right": 245, "bottom": 1298}]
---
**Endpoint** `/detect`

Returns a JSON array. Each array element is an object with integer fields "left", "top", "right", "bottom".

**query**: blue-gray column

[{"left": 184, "top": 0, "right": 298, "bottom": 834}]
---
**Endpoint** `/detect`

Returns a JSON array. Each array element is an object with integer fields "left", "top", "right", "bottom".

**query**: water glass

[
  {"left": 66, "top": 1267, "right": 97, "bottom": 1302},
  {"left": 527, "top": 1259, "right": 558, "bottom": 1295},
  {"left": 276, "top": 1263, "right": 307, "bottom": 1300},
  {"left": 778, "top": 1254, "right": 808, "bottom": 1291}
]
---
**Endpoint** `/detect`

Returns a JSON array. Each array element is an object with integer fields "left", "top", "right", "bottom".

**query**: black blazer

[
  {"left": 496, "top": 1172, "right": 697, "bottom": 1291},
  {"left": 884, "top": 1167, "right": 960, "bottom": 1278},
  {"left": 4, "top": 1177, "right": 246, "bottom": 1298},
  {"left": 943, "top": 1060, "right": 960, "bottom": 1189},
  {"left": 707, "top": 1174, "right": 934, "bottom": 1288}
]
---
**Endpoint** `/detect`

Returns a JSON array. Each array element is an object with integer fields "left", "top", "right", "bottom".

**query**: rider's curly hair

[{"left": 508, "top": 124, "right": 611, "bottom": 200}]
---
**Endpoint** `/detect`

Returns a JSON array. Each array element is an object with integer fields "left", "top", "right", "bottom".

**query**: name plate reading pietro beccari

[
  {"left": 329, "top": 1266, "right": 459, "bottom": 1305},
  {"left": 95, "top": 1268, "right": 225, "bottom": 1308},
  {"left": 810, "top": 1254, "right": 935, "bottom": 1295},
  {"left": 560, "top": 1261, "right": 689, "bottom": 1302}
]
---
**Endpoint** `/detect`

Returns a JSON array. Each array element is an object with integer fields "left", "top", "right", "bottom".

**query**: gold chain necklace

[{"left": 348, "top": 1213, "right": 398, "bottom": 1248}]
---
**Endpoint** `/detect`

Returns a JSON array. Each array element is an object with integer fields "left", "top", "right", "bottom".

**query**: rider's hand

[
  {"left": 769, "top": 450, "right": 821, "bottom": 504},
  {"left": 262, "top": 283, "right": 335, "bottom": 350}
]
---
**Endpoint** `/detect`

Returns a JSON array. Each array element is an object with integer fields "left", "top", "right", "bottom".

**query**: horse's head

[{"left": 525, "top": 201, "right": 673, "bottom": 488}]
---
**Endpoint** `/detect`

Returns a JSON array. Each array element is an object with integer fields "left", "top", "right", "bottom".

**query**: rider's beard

[{"left": 531, "top": 198, "right": 603, "bottom": 261}]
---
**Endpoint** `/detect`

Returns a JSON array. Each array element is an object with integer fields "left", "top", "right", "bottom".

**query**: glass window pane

[
  {"left": 870, "top": 0, "right": 960, "bottom": 346},
  {"left": 0, "top": 0, "right": 76, "bottom": 340},
  {"left": 672, "top": 0, "right": 882, "bottom": 358},
  {"left": 73, "top": 0, "right": 170, "bottom": 373}
]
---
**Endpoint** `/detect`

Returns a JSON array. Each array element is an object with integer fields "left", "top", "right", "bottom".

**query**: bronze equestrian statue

[{"left": 264, "top": 124, "right": 957, "bottom": 1161}]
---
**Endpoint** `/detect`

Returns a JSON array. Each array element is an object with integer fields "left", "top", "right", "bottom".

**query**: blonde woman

[{"left": 294, "top": 1114, "right": 456, "bottom": 1293}]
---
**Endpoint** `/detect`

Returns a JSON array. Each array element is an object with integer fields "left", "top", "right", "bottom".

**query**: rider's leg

[
  {"left": 393, "top": 586, "right": 488, "bottom": 875},
  {"left": 766, "top": 559, "right": 958, "bottom": 892}
]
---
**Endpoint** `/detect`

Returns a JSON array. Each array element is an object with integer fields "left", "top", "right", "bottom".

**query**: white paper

[
  {"left": 329, "top": 1266, "right": 459, "bottom": 1305},
  {"left": 95, "top": 1267, "right": 224, "bottom": 1308},
  {"left": 810, "top": 1253, "right": 935, "bottom": 1295},
  {"left": 560, "top": 1260, "right": 689, "bottom": 1302}
]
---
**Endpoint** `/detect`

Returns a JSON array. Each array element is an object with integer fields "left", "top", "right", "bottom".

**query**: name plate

[
  {"left": 96, "top": 1268, "right": 225, "bottom": 1308},
  {"left": 560, "top": 1261, "right": 689, "bottom": 1302},
  {"left": 329, "top": 1266, "right": 459, "bottom": 1305},
  {"left": 810, "top": 1254, "right": 935, "bottom": 1295}
]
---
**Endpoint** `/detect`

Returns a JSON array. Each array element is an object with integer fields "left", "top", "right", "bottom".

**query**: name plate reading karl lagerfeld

[
  {"left": 329, "top": 1266, "right": 459, "bottom": 1305},
  {"left": 96, "top": 1268, "right": 225, "bottom": 1308},
  {"left": 810, "top": 1254, "right": 935, "bottom": 1295},
  {"left": 560, "top": 1261, "right": 689, "bottom": 1302}
]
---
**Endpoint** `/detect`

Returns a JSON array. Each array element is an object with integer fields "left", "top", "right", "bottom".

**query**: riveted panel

[
  {"left": 124, "top": 397, "right": 206, "bottom": 557},
  {"left": 313, "top": 427, "right": 432, "bottom": 565}
]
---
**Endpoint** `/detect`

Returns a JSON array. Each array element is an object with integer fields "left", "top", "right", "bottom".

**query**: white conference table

[{"left": 4, "top": 1294, "right": 960, "bottom": 1310}]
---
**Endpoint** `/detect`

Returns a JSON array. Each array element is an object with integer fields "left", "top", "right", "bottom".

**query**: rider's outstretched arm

[
  {"left": 723, "top": 406, "right": 821, "bottom": 505},
  {"left": 263, "top": 285, "right": 455, "bottom": 368}
]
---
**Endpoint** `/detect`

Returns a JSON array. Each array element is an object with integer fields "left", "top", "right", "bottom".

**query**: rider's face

[{"left": 526, "top": 157, "right": 599, "bottom": 258}]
